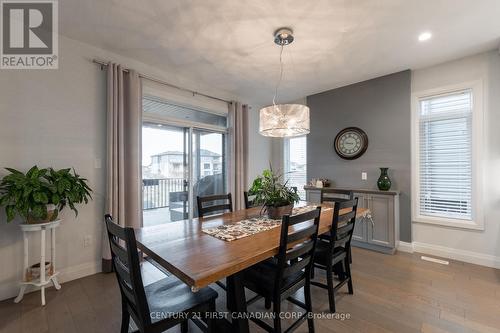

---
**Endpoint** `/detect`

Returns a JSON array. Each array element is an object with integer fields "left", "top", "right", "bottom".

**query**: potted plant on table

[
  {"left": 249, "top": 167, "right": 300, "bottom": 219},
  {"left": 0, "top": 166, "right": 92, "bottom": 223}
]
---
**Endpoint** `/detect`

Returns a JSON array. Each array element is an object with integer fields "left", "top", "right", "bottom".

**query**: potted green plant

[
  {"left": 249, "top": 167, "right": 300, "bottom": 219},
  {"left": 0, "top": 166, "right": 92, "bottom": 223}
]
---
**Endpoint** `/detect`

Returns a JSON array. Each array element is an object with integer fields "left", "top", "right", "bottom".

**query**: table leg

[
  {"left": 14, "top": 232, "right": 29, "bottom": 304},
  {"left": 40, "top": 228, "right": 46, "bottom": 306},
  {"left": 226, "top": 272, "right": 249, "bottom": 333},
  {"left": 23, "top": 232, "right": 28, "bottom": 281},
  {"left": 14, "top": 285, "right": 27, "bottom": 303},
  {"left": 51, "top": 227, "right": 61, "bottom": 290}
]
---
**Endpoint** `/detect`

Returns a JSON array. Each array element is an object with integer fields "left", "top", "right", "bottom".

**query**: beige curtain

[
  {"left": 102, "top": 64, "right": 143, "bottom": 272},
  {"left": 228, "top": 102, "right": 248, "bottom": 210}
]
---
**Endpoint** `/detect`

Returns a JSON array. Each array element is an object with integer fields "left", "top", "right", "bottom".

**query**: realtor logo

[{"left": 1, "top": 0, "right": 58, "bottom": 69}]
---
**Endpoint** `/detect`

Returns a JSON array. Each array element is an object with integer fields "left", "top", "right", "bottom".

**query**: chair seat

[
  {"left": 242, "top": 258, "right": 304, "bottom": 297},
  {"left": 313, "top": 240, "right": 347, "bottom": 266},
  {"left": 145, "top": 275, "right": 218, "bottom": 323}
]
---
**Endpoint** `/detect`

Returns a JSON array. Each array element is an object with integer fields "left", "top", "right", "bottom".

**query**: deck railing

[{"left": 142, "top": 178, "right": 185, "bottom": 210}]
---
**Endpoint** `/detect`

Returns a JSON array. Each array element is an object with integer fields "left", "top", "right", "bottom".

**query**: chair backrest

[
  {"left": 104, "top": 215, "right": 150, "bottom": 330},
  {"left": 320, "top": 189, "right": 354, "bottom": 203},
  {"left": 196, "top": 193, "right": 233, "bottom": 218},
  {"left": 328, "top": 198, "right": 358, "bottom": 250},
  {"left": 243, "top": 191, "right": 258, "bottom": 209},
  {"left": 275, "top": 207, "right": 322, "bottom": 292}
]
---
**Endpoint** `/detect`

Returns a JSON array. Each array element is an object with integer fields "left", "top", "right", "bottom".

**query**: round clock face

[{"left": 334, "top": 127, "right": 368, "bottom": 160}]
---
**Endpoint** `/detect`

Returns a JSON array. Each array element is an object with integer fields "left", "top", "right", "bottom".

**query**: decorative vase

[
  {"left": 266, "top": 204, "right": 293, "bottom": 219},
  {"left": 377, "top": 168, "right": 392, "bottom": 191}
]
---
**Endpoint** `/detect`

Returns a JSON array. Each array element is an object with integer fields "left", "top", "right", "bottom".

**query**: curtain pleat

[{"left": 229, "top": 102, "right": 248, "bottom": 210}]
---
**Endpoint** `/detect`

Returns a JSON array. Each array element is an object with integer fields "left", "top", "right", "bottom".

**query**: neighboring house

[{"left": 147, "top": 149, "right": 222, "bottom": 179}]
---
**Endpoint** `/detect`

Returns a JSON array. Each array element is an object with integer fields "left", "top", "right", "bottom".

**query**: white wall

[
  {"left": 246, "top": 106, "right": 272, "bottom": 186},
  {"left": 411, "top": 51, "right": 500, "bottom": 268},
  {"left": 0, "top": 35, "right": 245, "bottom": 301}
]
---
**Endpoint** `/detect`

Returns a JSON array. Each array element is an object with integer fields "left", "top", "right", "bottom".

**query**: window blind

[
  {"left": 418, "top": 89, "right": 473, "bottom": 220},
  {"left": 143, "top": 95, "right": 227, "bottom": 128}
]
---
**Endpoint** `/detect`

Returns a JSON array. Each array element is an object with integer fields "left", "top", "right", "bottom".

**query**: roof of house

[{"left": 151, "top": 149, "right": 221, "bottom": 158}]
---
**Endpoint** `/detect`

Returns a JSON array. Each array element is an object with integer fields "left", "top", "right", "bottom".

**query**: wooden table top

[{"left": 135, "top": 204, "right": 369, "bottom": 291}]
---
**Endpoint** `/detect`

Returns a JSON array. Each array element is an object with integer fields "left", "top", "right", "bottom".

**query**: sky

[{"left": 142, "top": 126, "right": 223, "bottom": 166}]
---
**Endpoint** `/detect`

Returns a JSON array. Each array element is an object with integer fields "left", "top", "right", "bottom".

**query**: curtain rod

[{"left": 92, "top": 59, "right": 231, "bottom": 104}]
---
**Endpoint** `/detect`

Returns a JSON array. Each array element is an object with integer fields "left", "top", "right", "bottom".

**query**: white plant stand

[{"left": 14, "top": 219, "right": 61, "bottom": 306}]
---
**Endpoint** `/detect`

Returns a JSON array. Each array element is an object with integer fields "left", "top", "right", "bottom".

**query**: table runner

[{"left": 203, "top": 205, "right": 331, "bottom": 242}]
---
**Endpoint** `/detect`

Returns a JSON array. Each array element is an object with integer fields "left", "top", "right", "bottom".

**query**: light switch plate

[{"left": 362, "top": 172, "right": 367, "bottom": 180}]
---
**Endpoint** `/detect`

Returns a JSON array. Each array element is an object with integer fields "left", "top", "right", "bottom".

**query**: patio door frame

[{"left": 143, "top": 113, "right": 228, "bottom": 220}]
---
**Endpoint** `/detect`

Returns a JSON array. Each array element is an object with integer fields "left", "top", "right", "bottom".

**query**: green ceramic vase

[{"left": 377, "top": 167, "right": 391, "bottom": 191}]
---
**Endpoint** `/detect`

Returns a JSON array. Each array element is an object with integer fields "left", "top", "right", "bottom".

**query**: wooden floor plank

[{"left": 0, "top": 247, "right": 499, "bottom": 333}]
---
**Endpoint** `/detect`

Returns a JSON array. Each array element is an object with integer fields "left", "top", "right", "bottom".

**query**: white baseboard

[
  {"left": 397, "top": 241, "right": 500, "bottom": 269},
  {"left": 396, "top": 241, "right": 414, "bottom": 253},
  {"left": 58, "top": 261, "right": 102, "bottom": 283},
  {"left": 411, "top": 242, "right": 500, "bottom": 269},
  {"left": 0, "top": 260, "right": 102, "bottom": 302}
]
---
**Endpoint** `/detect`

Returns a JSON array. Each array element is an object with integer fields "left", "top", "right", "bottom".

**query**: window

[
  {"left": 412, "top": 82, "right": 483, "bottom": 229},
  {"left": 284, "top": 136, "right": 307, "bottom": 200},
  {"left": 142, "top": 95, "right": 228, "bottom": 225}
]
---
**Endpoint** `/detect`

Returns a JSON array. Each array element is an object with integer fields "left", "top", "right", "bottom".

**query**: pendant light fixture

[{"left": 259, "top": 28, "right": 310, "bottom": 138}]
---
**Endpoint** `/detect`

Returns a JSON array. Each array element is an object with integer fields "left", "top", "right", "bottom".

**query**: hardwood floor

[{"left": 1, "top": 247, "right": 499, "bottom": 333}]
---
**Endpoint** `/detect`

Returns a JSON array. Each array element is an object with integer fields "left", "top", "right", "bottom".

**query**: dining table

[{"left": 135, "top": 203, "right": 370, "bottom": 333}]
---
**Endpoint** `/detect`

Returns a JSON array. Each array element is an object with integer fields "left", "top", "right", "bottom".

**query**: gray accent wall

[{"left": 306, "top": 70, "right": 411, "bottom": 242}]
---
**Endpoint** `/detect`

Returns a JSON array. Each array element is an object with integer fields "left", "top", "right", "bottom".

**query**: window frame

[
  {"left": 284, "top": 135, "right": 307, "bottom": 200},
  {"left": 411, "top": 80, "right": 484, "bottom": 230}
]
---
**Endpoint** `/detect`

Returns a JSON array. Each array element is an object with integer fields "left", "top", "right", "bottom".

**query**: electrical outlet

[
  {"left": 362, "top": 172, "right": 367, "bottom": 180},
  {"left": 83, "top": 235, "right": 92, "bottom": 248}
]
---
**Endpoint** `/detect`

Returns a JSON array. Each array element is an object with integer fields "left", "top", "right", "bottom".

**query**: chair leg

[
  {"left": 181, "top": 320, "right": 188, "bottom": 333},
  {"left": 304, "top": 280, "right": 315, "bottom": 333},
  {"left": 348, "top": 247, "right": 352, "bottom": 264},
  {"left": 311, "top": 266, "right": 315, "bottom": 279},
  {"left": 334, "top": 261, "right": 345, "bottom": 280},
  {"left": 265, "top": 297, "right": 272, "bottom": 309},
  {"left": 326, "top": 262, "right": 336, "bottom": 313},
  {"left": 345, "top": 257, "right": 353, "bottom": 295},
  {"left": 273, "top": 297, "right": 282, "bottom": 333},
  {"left": 120, "top": 301, "right": 130, "bottom": 333}
]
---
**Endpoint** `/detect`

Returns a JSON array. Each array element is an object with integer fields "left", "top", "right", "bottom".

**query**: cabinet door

[
  {"left": 367, "top": 194, "right": 394, "bottom": 247},
  {"left": 306, "top": 190, "right": 321, "bottom": 204},
  {"left": 352, "top": 193, "right": 367, "bottom": 242}
]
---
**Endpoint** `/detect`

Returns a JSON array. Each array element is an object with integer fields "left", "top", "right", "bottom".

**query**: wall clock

[{"left": 333, "top": 127, "right": 368, "bottom": 160}]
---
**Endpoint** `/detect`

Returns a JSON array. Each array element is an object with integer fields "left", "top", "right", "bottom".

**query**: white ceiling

[{"left": 60, "top": 0, "right": 500, "bottom": 105}]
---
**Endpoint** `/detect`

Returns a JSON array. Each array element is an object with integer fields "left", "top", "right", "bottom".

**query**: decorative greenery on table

[
  {"left": 0, "top": 166, "right": 92, "bottom": 223},
  {"left": 248, "top": 167, "right": 299, "bottom": 208}
]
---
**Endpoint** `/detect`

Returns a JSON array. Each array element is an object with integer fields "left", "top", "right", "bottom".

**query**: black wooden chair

[
  {"left": 242, "top": 207, "right": 322, "bottom": 333},
  {"left": 196, "top": 193, "right": 233, "bottom": 291},
  {"left": 196, "top": 193, "right": 233, "bottom": 218},
  {"left": 320, "top": 189, "right": 354, "bottom": 203},
  {"left": 319, "top": 189, "right": 355, "bottom": 263},
  {"left": 311, "top": 198, "right": 358, "bottom": 313},
  {"left": 243, "top": 191, "right": 258, "bottom": 209},
  {"left": 104, "top": 215, "right": 218, "bottom": 333}
]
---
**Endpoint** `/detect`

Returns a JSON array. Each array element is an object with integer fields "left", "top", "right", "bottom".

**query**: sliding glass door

[
  {"left": 142, "top": 123, "right": 189, "bottom": 226},
  {"left": 142, "top": 124, "right": 227, "bottom": 225},
  {"left": 142, "top": 95, "right": 228, "bottom": 226},
  {"left": 192, "top": 130, "right": 226, "bottom": 217}
]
